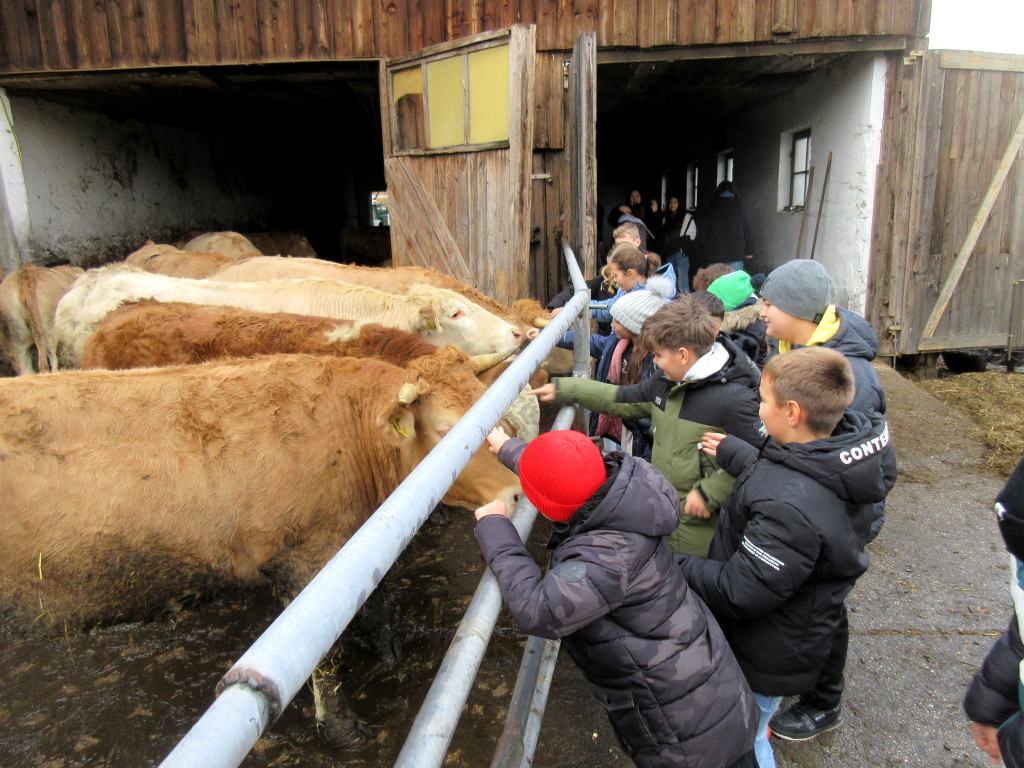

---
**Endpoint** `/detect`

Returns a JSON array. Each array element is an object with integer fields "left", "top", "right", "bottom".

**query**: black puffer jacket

[
  {"left": 964, "top": 614, "right": 1024, "bottom": 768},
  {"left": 476, "top": 440, "right": 758, "bottom": 768},
  {"left": 679, "top": 410, "right": 896, "bottom": 696},
  {"left": 821, "top": 309, "right": 886, "bottom": 417}
]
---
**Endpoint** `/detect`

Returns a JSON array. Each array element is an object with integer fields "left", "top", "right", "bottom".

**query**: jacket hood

[
  {"left": 760, "top": 410, "right": 895, "bottom": 505},
  {"left": 827, "top": 309, "right": 880, "bottom": 362},
  {"left": 678, "top": 332, "right": 761, "bottom": 391},
  {"left": 722, "top": 300, "right": 763, "bottom": 332},
  {"left": 570, "top": 453, "right": 680, "bottom": 538}
]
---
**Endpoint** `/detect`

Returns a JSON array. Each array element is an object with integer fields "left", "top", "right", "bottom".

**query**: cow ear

[
  {"left": 418, "top": 301, "right": 441, "bottom": 332},
  {"left": 384, "top": 379, "right": 430, "bottom": 442}
]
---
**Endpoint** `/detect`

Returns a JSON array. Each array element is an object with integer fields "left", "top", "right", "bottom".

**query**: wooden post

[
  {"left": 795, "top": 166, "right": 814, "bottom": 259},
  {"left": 809, "top": 151, "right": 832, "bottom": 261},
  {"left": 921, "top": 108, "right": 1024, "bottom": 338}
]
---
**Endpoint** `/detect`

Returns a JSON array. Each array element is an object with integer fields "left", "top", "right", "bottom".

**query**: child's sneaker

[{"left": 769, "top": 702, "right": 842, "bottom": 741}]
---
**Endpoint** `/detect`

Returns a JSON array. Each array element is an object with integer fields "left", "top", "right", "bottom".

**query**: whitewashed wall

[
  {"left": 729, "top": 54, "right": 888, "bottom": 313},
  {"left": 0, "top": 93, "right": 274, "bottom": 267}
]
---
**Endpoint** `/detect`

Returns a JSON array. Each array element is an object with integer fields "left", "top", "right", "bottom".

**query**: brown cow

[
  {"left": 81, "top": 302, "right": 539, "bottom": 439},
  {"left": 0, "top": 263, "right": 84, "bottom": 374},
  {"left": 0, "top": 350, "right": 521, "bottom": 742},
  {"left": 180, "top": 231, "right": 261, "bottom": 257},
  {"left": 125, "top": 241, "right": 240, "bottom": 278},
  {"left": 244, "top": 230, "right": 318, "bottom": 258}
]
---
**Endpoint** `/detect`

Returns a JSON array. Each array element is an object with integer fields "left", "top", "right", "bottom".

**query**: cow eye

[{"left": 450, "top": 309, "right": 466, "bottom": 319}]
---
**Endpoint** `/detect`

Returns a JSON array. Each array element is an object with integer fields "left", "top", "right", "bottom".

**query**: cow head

[
  {"left": 378, "top": 347, "right": 522, "bottom": 513},
  {"left": 409, "top": 285, "right": 522, "bottom": 358}
]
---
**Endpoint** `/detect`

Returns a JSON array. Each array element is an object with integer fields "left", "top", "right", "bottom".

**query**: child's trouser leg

[
  {"left": 801, "top": 606, "right": 848, "bottom": 710},
  {"left": 753, "top": 692, "right": 783, "bottom": 768}
]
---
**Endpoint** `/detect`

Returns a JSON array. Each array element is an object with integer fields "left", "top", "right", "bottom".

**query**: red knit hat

[{"left": 519, "top": 431, "right": 606, "bottom": 522}]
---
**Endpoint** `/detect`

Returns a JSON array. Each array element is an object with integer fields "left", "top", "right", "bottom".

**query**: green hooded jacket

[{"left": 553, "top": 336, "right": 764, "bottom": 556}]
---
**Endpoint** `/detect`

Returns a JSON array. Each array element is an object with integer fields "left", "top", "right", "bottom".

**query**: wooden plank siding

[
  {"left": 869, "top": 50, "right": 1024, "bottom": 357},
  {"left": 0, "top": 0, "right": 926, "bottom": 73}
]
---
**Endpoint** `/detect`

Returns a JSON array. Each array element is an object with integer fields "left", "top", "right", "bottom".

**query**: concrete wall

[
  {"left": 728, "top": 54, "right": 888, "bottom": 313},
  {"left": 0, "top": 93, "right": 275, "bottom": 267}
]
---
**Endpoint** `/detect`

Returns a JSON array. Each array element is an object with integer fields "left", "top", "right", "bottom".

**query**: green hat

[{"left": 707, "top": 271, "right": 754, "bottom": 311}]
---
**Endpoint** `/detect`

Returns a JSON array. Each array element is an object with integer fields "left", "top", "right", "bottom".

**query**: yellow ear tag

[
  {"left": 425, "top": 319, "right": 436, "bottom": 330},
  {"left": 393, "top": 419, "right": 412, "bottom": 438}
]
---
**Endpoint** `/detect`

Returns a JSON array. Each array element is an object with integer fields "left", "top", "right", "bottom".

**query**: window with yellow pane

[{"left": 390, "top": 43, "right": 510, "bottom": 153}]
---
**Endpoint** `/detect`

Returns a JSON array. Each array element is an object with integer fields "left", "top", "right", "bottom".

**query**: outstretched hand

[
  {"left": 527, "top": 383, "right": 557, "bottom": 402},
  {"left": 486, "top": 426, "right": 512, "bottom": 454},
  {"left": 475, "top": 499, "right": 508, "bottom": 521}
]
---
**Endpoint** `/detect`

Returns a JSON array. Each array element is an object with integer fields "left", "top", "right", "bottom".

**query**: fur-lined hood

[{"left": 721, "top": 299, "right": 763, "bottom": 332}]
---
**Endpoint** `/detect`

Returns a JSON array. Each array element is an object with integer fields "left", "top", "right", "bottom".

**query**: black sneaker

[{"left": 769, "top": 702, "right": 843, "bottom": 741}]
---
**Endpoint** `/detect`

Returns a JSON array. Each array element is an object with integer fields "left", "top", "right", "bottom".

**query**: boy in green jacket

[{"left": 530, "top": 295, "right": 764, "bottom": 556}]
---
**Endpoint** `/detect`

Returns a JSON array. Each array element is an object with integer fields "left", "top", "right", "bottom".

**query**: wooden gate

[
  {"left": 379, "top": 26, "right": 536, "bottom": 305},
  {"left": 869, "top": 50, "right": 1024, "bottom": 358}
]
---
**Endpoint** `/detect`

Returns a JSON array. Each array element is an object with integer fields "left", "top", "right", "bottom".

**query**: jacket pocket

[{"left": 591, "top": 685, "right": 661, "bottom": 756}]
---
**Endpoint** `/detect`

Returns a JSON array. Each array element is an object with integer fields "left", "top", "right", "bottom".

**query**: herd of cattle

[{"left": 0, "top": 231, "right": 555, "bottom": 636}]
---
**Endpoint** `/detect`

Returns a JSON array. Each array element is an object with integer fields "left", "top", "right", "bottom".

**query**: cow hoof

[{"left": 317, "top": 713, "right": 369, "bottom": 749}]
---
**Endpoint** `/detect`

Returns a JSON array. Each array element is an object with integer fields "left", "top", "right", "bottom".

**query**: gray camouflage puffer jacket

[{"left": 475, "top": 438, "right": 757, "bottom": 768}]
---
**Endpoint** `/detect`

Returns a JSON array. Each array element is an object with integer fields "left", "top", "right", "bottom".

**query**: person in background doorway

[
  {"left": 693, "top": 181, "right": 754, "bottom": 272},
  {"left": 660, "top": 195, "right": 696, "bottom": 295},
  {"left": 608, "top": 189, "right": 661, "bottom": 251}
]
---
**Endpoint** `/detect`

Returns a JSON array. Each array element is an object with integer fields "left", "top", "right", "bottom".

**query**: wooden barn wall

[
  {"left": 869, "top": 51, "right": 1024, "bottom": 357},
  {"left": 0, "top": 0, "right": 928, "bottom": 73}
]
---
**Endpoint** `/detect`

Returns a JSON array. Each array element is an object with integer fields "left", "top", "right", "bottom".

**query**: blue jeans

[
  {"left": 667, "top": 251, "right": 690, "bottom": 294},
  {"left": 754, "top": 692, "right": 783, "bottom": 768}
]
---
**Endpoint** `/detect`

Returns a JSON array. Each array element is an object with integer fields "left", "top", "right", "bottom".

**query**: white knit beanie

[{"left": 610, "top": 275, "right": 674, "bottom": 334}]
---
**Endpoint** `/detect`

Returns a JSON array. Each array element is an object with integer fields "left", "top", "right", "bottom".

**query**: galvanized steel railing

[{"left": 160, "top": 244, "right": 593, "bottom": 768}]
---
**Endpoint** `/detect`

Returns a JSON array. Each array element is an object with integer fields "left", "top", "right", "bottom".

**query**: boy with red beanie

[{"left": 474, "top": 427, "right": 758, "bottom": 768}]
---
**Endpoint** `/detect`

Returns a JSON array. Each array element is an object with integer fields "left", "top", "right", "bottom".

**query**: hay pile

[{"left": 915, "top": 371, "right": 1024, "bottom": 477}]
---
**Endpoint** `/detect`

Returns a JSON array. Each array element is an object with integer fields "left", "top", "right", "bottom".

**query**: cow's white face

[{"left": 412, "top": 287, "right": 522, "bottom": 358}]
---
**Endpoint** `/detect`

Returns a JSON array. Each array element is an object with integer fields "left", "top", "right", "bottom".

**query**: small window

[
  {"left": 389, "top": 42, "right": 510, "bottom": 154},
  {"left": 370, "top": 191, "right": 390, "bottom": 227},
  {"left": 717, "top": 150, "right": 734, "bottom": 185},
  {"left": 686, "top": 161, "right": 700, "bottom": 212},
  {"left": 789, "top": 129, "right": 811, "bottom": 209}
]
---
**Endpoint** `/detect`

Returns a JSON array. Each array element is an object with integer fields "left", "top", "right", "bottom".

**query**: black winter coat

[
  {"left": 964, "top": 614, "right": 1024, "bottom": 768},
  {"left": 822, "top": 308, "right": 887, "bottom": 417},
  {"left": 476, "top": 440, "right": 758, "bottom": 768},
  {"left": 679, "top": 410, "right": 897, "bottom": 696}
]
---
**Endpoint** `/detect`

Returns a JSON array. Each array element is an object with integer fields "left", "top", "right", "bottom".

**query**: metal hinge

[
  {"left": 562, "top": 61, "right": 570, "bottom": 90},
  {"left": 903, "top": 50, "right": 924, "bottom": 65},
  {"left": 531, "top": 173, "right": 553, "bottom": 183}
]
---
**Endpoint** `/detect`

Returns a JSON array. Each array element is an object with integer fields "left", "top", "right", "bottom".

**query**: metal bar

[
  {"left": 563, "top": 241, "right": 593, "bottom": 433},
  {"left": 1009, "top": 280, "right": 1023, "bottom": 369},
  {"left": 160, "top": 286, "right": 591, "bottom": 768},
  {"left": 921, "top": 109, "right": 1024, "bottom": 339},
  {"left": 394, "top": 404, "right": 579, "bottom": 768},
  {"left": 517, "top": 639, "right": 560, "bottom": 768}
]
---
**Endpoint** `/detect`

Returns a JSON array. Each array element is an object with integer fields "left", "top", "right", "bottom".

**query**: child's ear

[{"left": 785, "top": 399, "right": 802, "bottom": 427}]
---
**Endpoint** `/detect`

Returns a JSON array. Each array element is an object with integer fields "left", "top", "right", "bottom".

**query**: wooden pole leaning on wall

[
  {"left": 809, "top": 152, "right": 833, "bottom": 262},
  {"left": 921, "top": 109, "right": 1024, "bottom": 339},
  {"left": 795, "top": 166, "right": 814, "bottom": 259}
]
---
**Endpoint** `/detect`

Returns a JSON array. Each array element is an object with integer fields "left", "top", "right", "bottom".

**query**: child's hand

[
  {"left": 475, "top": 500, "right": 508, "bottom": 521},
  {"left": 528, "top": 383, "right": 557, "bottom": 402},
  {"left": 526, "top": 327, "right": 540, "bottom": 340},
  {"left": 700, "top": 432, "right": 727, "bottom": 457},
  {"left": 549, "top": 307, "right": 563, "bottom": 318},
  {"left": 684, "top": 489, "right": 711, "bottom": 519},
  {"left": 486, "top": 426, "right": 512, "bottom": 454},
  {"left": 970, "top": 722, "right": 1002, "bottom": 765}
]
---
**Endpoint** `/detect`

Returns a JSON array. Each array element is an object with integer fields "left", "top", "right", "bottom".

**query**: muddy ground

[{"left": 0, "top": 364, "right": 1017, "bottom": 767}]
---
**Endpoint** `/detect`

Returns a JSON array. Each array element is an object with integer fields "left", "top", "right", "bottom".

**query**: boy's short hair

[
  {"left": 692, "top": 263, "right": 734, "bottom": 292},
  {"left": 762, "top": 347, "right": 854, "bottom": 434},
  {"left": 613, "top": 222, "right": 641, "bottom": 242},
  {"left": 639, "top": 294, "right": 718, "bottom": 357},
  {"left": 689, "top": 290, "right": 726, "bottom": 321}
]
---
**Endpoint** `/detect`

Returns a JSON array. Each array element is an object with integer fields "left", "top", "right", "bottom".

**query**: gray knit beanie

[
  {"left": 610, "top": 275, "right": 673, "bottom": 334},
  {"left": 759, "top": 259, "right": 833, "bottom": 323}
]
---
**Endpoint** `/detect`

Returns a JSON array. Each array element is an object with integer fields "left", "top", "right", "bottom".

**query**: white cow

[{"left": 53, "top": 265, "right": 523, "bottom": 369}]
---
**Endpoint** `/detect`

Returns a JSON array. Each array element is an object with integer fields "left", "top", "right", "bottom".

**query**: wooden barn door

[
  {"left": 380, "top": 26, "right": 536, "bottom": 305},
  {"left": 870, "top": 50, "right": 1024, "bottom": 357}
]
